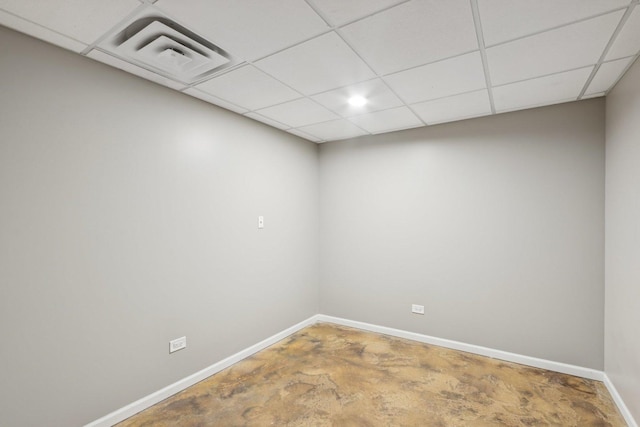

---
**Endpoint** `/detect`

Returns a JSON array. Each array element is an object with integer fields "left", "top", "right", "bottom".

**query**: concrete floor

[{"left": 118, "top": 323, "right": 625, "bottom": 426}]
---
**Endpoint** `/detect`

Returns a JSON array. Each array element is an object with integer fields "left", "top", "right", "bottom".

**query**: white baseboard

[
  {"left": 88, "top": 313, "right": 637, "bottom": 427},
  {"left": 316, "top": 315, "right": 604, "bottom": 381},
  {"left": 604, "top": 374, "right": 638, "bottom": 427},
  {"left": 85, "top": 314, "right": 320, "bottom": 427}
]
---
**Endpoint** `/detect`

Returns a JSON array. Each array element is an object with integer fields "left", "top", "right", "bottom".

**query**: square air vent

[{"left": 99, "top": 8, "right": 238, "bottom": 84}]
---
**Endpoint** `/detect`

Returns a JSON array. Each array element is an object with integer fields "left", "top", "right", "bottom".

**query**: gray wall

[
  {"left": 1, "top": 22, "right": 623, "bottom": 427},
  {"left": 0, "top": 27, "right": 319, "bottom": 427},
  {"left": 319, "top": 100, "right": 605, "bottom": 370},
  {"left": 605, "top": 56, "right": 640, "bottom": 422}
]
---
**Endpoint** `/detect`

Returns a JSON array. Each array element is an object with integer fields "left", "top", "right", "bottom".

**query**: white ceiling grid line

[
  {"left": 2, "top": 0, "right": 640, "bottom": 142},
  {"left": 598, "top": 2, "right": 640, "bottom": 97},
  {"left": 412, "top": 89, "right": 492, "bottom": 125},
  {"left": 254, "top": 31, "right": 376, "bottom": 96},
  {"left": 298, "top": 118, "right": 368, "bottom": 140},
  {"left": 493, "top": 66, "right": 594, "bottom": 112},
  {"left": 306, "top": 0, "right": 409, "bottom": 27},
  {"left": 265, "top": 0, "right": 386, "bottom": 136},
  {"left": 348, "top": 106, "right": 423, "bottom": 134},
  {"left": 489, "top": 63, "right": 608, "bottom": 90},
  {"left": 339, "top": 0, "right": 479, "bottom": 75},
  {"left": 606, "top": 3, "right": 640, "bottom": 60},
  {"left": 194, "top": 65, "right": 302, "bottom": 111},
  {"left": 602, "top": 53, "right": 640, "bottom": 96},
  {"left": 79, "top": 3, "right": 149, "bottom": 55},
  {"left": 154, "top": 0, "right": 330, "bottom": 61},
  {"left": 335, "top": 19, "right": 429, "bottom": 129},
  {"left": 479, "top": 0, "right": 631, "bottom": 48},
  {"left": 0, "top": 0, "right": 141, "bottom": 44},
  {"left": 0, "top": 8, "right": 87, "bottom": 52},
  {"left": 286, "top": 128, "right": 323, "bottom": 142},
  {"left": 244, "top": 112, "right": 292, "bottom": 131},
  {"left": 486, "top": 10, "right": 625, "bottom": 86},
  {"left": 310, "top": 79, "right": 404, "bottom": 117},
  {"left": 254, "top": 98, "right": 339, "bottom": 129},
  {"left": 114, "top": 2, "right": 343, "bottom": 134},
  {"left": 182, "top": 88, "right": 249, "bottom": 114},
  {"left": 585, "top": 56, "right": 635, "bottom": 95},
  {"left": 87, "top": 49, "right": 186, "bottom": 90},
  {"left": 384, "top": 52, "right": 487, "bottom": 104},
  {"left": 578, "top": 2, "right": 638, "bottom": 99},
  {"left": 470, "top": 0, "right": 496, "bottom": 114},
  {"left": 304, "top": 0, "right": 427, "bottom": 131}
]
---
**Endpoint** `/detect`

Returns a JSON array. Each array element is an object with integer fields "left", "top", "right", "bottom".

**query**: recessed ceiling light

[{"left": 348, "top": 95, "right": 368, "bottom": 107}]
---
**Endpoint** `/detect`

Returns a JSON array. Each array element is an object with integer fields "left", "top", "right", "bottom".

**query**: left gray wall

[{"left": 0, "top": 26, "right": 319, "bottom": 427}]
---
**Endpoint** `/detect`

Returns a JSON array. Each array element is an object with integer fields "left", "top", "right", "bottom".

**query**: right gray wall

[
  {"left": 319, "top": 99, "right": 606, "bottom": 370},
  {"left": 605, "top": 56, "right": 640, "bottom": 422}
]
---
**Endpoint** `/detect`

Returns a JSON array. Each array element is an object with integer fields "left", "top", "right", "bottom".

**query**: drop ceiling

[{"left": 1, "top": 0, "right": 639, "bottom": 143}]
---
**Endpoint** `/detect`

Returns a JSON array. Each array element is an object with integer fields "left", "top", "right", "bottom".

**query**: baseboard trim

[
  {"left": 88, "top": 313, "right": 636, "bottom": 427},
  {"left": 316, "top": 315, "right": 604, "bottom": 381},
  {"left": 85, "top": 314, "right": 320, "bottom": 427},
  {"left": 604, "top": 373, "right": 638, "bottom": 427}
]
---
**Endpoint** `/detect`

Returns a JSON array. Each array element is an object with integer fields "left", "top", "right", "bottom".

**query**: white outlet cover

[
  {"left": 169, "top": 336, "right": 187, "bottom": 353},
  {"left": 411, "top": 304, "right": 425, "bottom": 315}
]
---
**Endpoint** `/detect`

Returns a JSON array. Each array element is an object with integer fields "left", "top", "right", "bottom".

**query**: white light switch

[{"left": 258, "top": 216, "right": 264, "bottom": 229}]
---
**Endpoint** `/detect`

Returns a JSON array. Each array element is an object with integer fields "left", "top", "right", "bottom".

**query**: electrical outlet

[
  {"left": 169, "top": 336, "right": 187, "bottom": 353},
  {"left": 411, "top": 304, "right": 425, "bottom": 315}
]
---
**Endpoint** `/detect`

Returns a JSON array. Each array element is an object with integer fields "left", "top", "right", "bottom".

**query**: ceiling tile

[
  {"left": 0, "top": 10, "right": 87, "bottom": 52},
  {"left": 586, "top": 57, "right": 634, "bottom": 95},
  {"left": 4, "top": 0, "right": 630, "bottom": 139},
  {"left": 311, "top": 79, "right": 403, "bottom": 117},
  {"left": 340, "top": 0, "right": 477, "bottom": 75},
  {"left": 194, "top": 65, "right": 301, "bottom": 111},
  {"left": 412, "top": 90, "right": 492, "bottom": 124},
  {"left": 479, "top": 0, "right": 630, "bottom": 46},
  {"left": 348, "top": 107, "right": 422, "bottom": 134},
  {"left": 155, "top": 0, "right": 328, "bottom": 61},
  {"left": 493, "top": 67, "right": 593, "bottom": 112},
  {"left": 606, "top": 7, "right": 640, "bottom": 60},
  {"left": 254, "top": 98, "right": 338, "bottom": 128},
  {"left": 255, "top": 32, "right": 376, "bottom": 95},
  {"left": 310, "top": 0, "right": 405, "bottom": 26},
  {"left": 298, "top": 119, "right": 367, "bottom": 141},
  {"left": 486, "top": 11, "right": 624, "bottom": 85},
  {"left": 244, "top": 112, "right": 291, "bottom": 130},
  {"left": 87, "top": 50, "right": 186, "bottom": 90},
  {"left": 286, "top": 128, "right": 322, "bottom": 142},
  {"left": 0, "top": 0, "right": 140, "bottom": 44},
  {"left": 183, "top": 88, "right": 248, "bottom": 114},
  {"left": 384, "top": 52, "right": 486, "bottom": 104}
]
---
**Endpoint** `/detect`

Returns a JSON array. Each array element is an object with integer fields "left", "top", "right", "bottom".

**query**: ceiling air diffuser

[{"left": 100, "top": 15, "right": 236, "bottom": 84}]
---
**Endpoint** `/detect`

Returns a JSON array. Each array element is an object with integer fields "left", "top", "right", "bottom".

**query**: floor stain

[{"left": 118, "top": 323, "right": 625, "bottom": 426}]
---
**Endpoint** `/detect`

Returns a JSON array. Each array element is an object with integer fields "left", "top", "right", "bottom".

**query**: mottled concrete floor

[{"left": 118, "top": 323, "right": 625, "bottom": 426}]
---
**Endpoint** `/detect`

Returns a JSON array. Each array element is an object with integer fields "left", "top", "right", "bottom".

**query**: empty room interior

[{"left": 1, "top": 0, "right": 640, "bottom": 426}]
